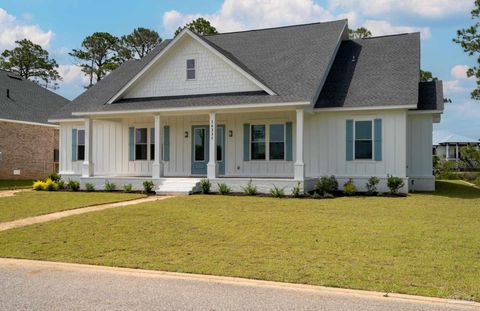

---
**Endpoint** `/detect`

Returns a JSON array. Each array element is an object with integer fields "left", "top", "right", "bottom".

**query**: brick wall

[{"left": 0, "top": 121, "right": 59, "bottom": 180}]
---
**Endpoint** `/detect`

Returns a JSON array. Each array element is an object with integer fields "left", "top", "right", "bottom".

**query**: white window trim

[
  {"left": 186, "top": 58, "right": 196, "bottom": 81},
  {"left": 76, "top": 128, "right": 85, "bottom": 162},
  {"left": 250, "top": 122, "right": 287, "bottom": 162},
  {"left": 132, "top": 125, "right": 154, "bottom": 162},
  {"left": 353, "top": 119, "right": 375, "bottom": 162}
]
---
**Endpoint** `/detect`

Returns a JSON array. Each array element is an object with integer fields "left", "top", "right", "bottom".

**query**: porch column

[
  {"left": 455, "top": 144, "right": 459, "bottom": 160},
  {"left": 82, "top": 118, "right": 94, "bottom": 177},
  {"left": 294, "top": 109, "right": 305, "bottom": 180},
  {"left": 207, "top": 112, "right": 217, "bottom": 179},
  {"left": 152, "top": 114, "right": 163, "bottom": 179}
]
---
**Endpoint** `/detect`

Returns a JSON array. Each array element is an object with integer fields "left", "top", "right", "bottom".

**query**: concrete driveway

[{"left": 0, "top": 258, "right": 477, "bottom": 311}]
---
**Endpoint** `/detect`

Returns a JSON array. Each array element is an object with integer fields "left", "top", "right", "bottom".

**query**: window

[
  {"left": 269, "top": 124, "right": 285, "bottom": 160},
  {"left": 186, "top": 59, "right": 195, "bottom": 80},
  {"left": 150, "top": 128, "right": 155, "bottom": 160},
  {"left": 77, "top": 129, "right": 85, "bottom": 161},
  {"left": 135, "top": 128, "right": 148, "bottom": 160},
  {"left": 251, "top": 125, "right": 266, "bottom": 160},
  {"left": 354, "top": 121, "right": 373, "bottom": 160}
]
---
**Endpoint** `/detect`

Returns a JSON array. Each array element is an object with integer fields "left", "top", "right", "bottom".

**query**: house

[
  {"left": 433, "top": 130, "right": 479, "bottom": 161},
  {"left": 49, "top": 20, "right": 444, "bottom": 194},
  {"left": 0, "top": 70, "right": 69, "bottom": 180}
]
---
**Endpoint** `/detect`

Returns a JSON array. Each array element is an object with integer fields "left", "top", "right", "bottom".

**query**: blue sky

[{"left": 0, "top": 0, "right": 479, "bottom": 138}]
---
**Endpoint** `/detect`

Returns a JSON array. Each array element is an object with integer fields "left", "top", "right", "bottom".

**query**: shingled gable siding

[
  {"left": 0, "top": 121, "right": 58, "bottom": 180},
  {"left": 123, "top": 35, "right": 262, "bottom": 99}
]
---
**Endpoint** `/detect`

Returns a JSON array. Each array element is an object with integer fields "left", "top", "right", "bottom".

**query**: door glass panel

[
  {"left": 194, "top": 128, "right": 205, "bottom": 161},
  {"left": 217, "top": 127, "right": 223, "bottom": 161}
]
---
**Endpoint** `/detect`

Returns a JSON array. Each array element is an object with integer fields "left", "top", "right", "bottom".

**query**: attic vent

[{"left": 7, "top": 74, "right": 22, "bottom": 80}]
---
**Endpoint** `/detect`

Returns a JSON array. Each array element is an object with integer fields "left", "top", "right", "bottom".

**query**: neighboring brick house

[{"left": 0, "top": 69, "right": 69, "bottom": 180}]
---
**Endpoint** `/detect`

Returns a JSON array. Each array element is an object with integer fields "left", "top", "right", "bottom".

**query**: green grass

[
  {"left": 0, "top": 191, "right": 145, "bottom": 222},
  {"left": 0, "top": 180, "right": 34, "bottom": 189},
  {"left": 0, "top": 180, "right": 479, "bottom": 301}
]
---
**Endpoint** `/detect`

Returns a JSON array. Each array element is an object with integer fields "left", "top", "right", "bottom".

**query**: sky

[{"left": 0, "top": 0, "right": 479, "bottom": 138}]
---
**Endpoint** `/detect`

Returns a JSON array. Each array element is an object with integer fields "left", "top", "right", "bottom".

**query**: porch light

[
  {"left": 229, "top": 130, "right": 233, "bottom": 137},
  {"left": 184, "top": 131, "right": 189, "bottom": 138}
]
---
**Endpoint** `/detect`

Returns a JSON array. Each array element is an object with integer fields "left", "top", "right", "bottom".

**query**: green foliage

[
  {"left": 270, "top": 185, "right": 285, "bottom": 198},
  {"left": 459, "top": 145, "right": 480, "bottom": 170},
  {"left": 348, "top": 27, "right": 372, "bottom": 39},
  {"left": 143, "top": 181, "right": 154, "bottom": 193},
  {"left": 48, "top": 172, "right": 61, "bottom": 183},
  {"left": 315, "top": 176, "right": 338, "bottom": 196},
  {"left": 366, "top": 176, "right": 380, "bottom": 195},
  {"left": 67, "top": 180, "right": 80, "bottom": 192},
  {"left": 32, "top": 180, "right": 45, "bottom": 191},
  {"left": 475, "top": 175, "right": 480, "bottom": 187},
  {"left": 217, "top": 183, "right": 231, "bottom": 195},
  {"left": 104, "top": 182, "right": 116, "bottom": 192},
  {"left": 0, "top": 39, "right": 61, "bottom": 89},
  {"left": 242, "top": 180, "right": 258, "bottom": 196},
  {"left": 119, "top": 27, "right": 162, "bottom": 60},
  {"left": 387, "top": 175, "right": 405, "bottom": 194},
  {"left": 343, "top": 179, "right": 357, "bottom": 196},
  {"left": 435, "top": 159, "right": 459, "bottom": 179},
  {"left": 123, "top": 183, "right": 133, "bottom": 193},
  {"left": 420, "top": 70, "right": 438, "bottom": 82},
  {"left": 175, "top": 17, "right": 218, "bottom": 36},
  {"left": 291, "top": 182, "right": 302, "bottom": 198},
  {"left": 85, "top": 183, "right": 95, "bottom": 192},
  {"left": 44, "top": 178, "right": 59, "bottom": 191},
  {"left": 57, "top": 179, "right": 65, "bottom": 190},
  {"left": 199, "top": 178, "right": 211, "bottom": 194}
]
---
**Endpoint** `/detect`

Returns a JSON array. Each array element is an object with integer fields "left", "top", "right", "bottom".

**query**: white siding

[
  {"left": 123, "top": 35, "right": 262, "bottom": 99},
  {"left": 406, "top": 114, "right": 433, "bottom": 178}
]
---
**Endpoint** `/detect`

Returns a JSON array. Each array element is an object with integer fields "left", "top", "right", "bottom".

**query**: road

[{"left": 0, "top": 259, "right": 477, "bottom": 311}]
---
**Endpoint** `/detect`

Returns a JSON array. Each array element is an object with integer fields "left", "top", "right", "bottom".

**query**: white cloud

[
  {"left": 329, "top": 0, "right": 472, "bottom": 18},
  {"left": 0, "top": 8, "right": 53, "bottom": 50},
  {"left": 57, "top": 64, "right": 88, "bottom": 85},
  {"left": 447, "top": 100, "right": 480, "bottom": 119},
  {"left": 362, "top": 20, "right": 431, "bottom": 39},
  {"left": 451, "top": 64, "right": 470, "bottom": 80},
  {"left": 443, "top": 80, "right": 466, "bottom": 95}
]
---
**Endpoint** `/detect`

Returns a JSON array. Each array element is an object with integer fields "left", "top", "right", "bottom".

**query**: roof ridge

[
  {"left": 353, "top": 32, "right": 420, "bottom": 41},
  {"left": 203, "top": 19, "right": 347, "bottom": 37}
]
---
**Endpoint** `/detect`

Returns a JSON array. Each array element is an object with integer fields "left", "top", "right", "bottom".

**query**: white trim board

[
  {"left": 0, "top": 118, "right": 59, "bottom": 128},
  {"left": 313, "top": 105, "right": 416, "bottom": 112}
]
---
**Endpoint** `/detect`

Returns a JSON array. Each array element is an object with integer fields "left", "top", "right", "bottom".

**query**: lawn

[
  {"left": 0, "top": 180, "right": 479, "bottom": 301},
  {"left": 0, "top": 180, "right": 34, "bottom": 189},
  {"left": 0, "top": 191, "right": 145, "bottom": 222}
]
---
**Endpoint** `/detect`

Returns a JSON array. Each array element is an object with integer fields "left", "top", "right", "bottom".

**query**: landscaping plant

[
  {"left": 366, "top": 176, "right": 380, "bottom": 195},
  {"left": 67, "top": 180, "right": 80, "bottom": 192},
  {"left": 44, "top": 178, "right": 59, "bottom": 191},
  {"left": 143, "top": 181, "right": 154, "bottom": 193},
  {"left": 387, "top": 175, "right": 405, "bottom": 194},
  {"left": 217, "top": 183, "right": 231, "bottom": 195},
  {"left": 270, "top": 185, "right": 285, "bottom": 198},
  {"left": 123, "top": 184, "right": 133, "bottom": 193},
  {"left": 199, "top": 178, "right": 211, "bottom": 194},
  {"left": 104, "top": 182, "right": 116, "bottom": 192},
  {"left": 343, "top": 179, "right": 357, "bottom": 196},
  {"left": 315, "top": 175, "right": 338, "bottom": 196},
  {"left": 85, "top": 183, "right": 95, "bottom": 192},
  {"left": 32, "top": 180, "right": 45, "bottom": 191},
  {"left": 242, "top": 180, "right": 258, "bottom": 196},
  {"left": 291, "top": 182, "right": 302, "bottom": 198},
  {"left": 48, "top": 172, "right": 62, "bottom": 183}
]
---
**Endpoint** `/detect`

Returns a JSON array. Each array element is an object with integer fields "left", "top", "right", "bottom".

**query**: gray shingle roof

[
  {"left": 418, "top": 80, "right": 444, "bottom": 111},
  {"left": 315, "top": 33, "right": 420, "bottom": 109},
  {"left": 0, "top": 70, "right": 69, "bottom": 124}
]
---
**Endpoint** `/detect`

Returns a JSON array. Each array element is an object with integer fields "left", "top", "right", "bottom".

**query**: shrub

[
  {"left": 366, "top": 176, "right": 380, "bottom": 195},
  {"left": 435, "top": 160, "right": 459, "bottom": 180},
  {"left": 343, "top": 179, "right": 357, "bottom": 196},
  {"left": 242, "top": 180, "right": 257, "bottom": 196},
  {"left": 48, "top": 172, "right": 61, "bottom": 183},
  {"left": 315, "top": 175, "right": 338, "bottom": 196},
  {"left": 474, "top": 175, "right": 480, "bottom": 187},
  {"left": 57, "top": 179, "right": 65, "bottom": 190},
  {"left": 217, "top": 183, "right": 231, "bottom": 195},
  {"left": 143, "top": 180, "right": 154, "bottom": 193},
  {"left": 85, "top": 182, "right": 95, "bottom": 192},
  {"left": 33, "top": 180, "right": 45, "bottom": 191},
  {"left": 270, "top": 185, "right": 285, "bottom": 198},
  {"left": 123, "top": 183, "right": 133, "bottom": 193},
  {"left": 387, "top": 175, "right": 405, "bottom": 194},
  {"left": 67, "top": 180, "right": 80, "bottom": 191},
  {"left": 291, "top": 182, "right": 302, "bottom": 198},
  {"left": 199, "top": 178, "right": 211, "bottom": 194},
  {"left": 104, "top": 181, "right": 116, "bottom": 192},
  {"left": 43, "top": 178, "right": 59, "bottom": 191}
]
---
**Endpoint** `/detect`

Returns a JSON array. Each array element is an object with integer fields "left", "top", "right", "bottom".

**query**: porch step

[{"left": 155, "top": 178, "right": 202, "bottom": 195}]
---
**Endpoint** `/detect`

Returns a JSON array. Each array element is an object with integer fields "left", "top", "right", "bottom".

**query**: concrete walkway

[
  {"left": 0, "top": 189, "right": 29, "bottom": 198},
  {"left": 0, "top": 258, "right": 477, "bottom": 311},
  {"left": 0, "top": 195, "right": 171, "bottom": 232}
]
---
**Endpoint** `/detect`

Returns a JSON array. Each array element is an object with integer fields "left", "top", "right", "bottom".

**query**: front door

[{"left": 191, "top": 125, "right": 225, "bottom": 176}]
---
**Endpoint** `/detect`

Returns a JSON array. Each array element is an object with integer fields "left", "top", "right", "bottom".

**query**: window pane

[
  {"left": 77, "top": 130, "right": 85, "bottom": 145},
  {"left": 270, "top": 124, "right": 284, "bottom": 142},
  {"left": 355, "top": 141, "right": 372, "bottom": 159},
  {"left": 251, "top": 125, "right": 265, "bottom": 142},
  {"left": 136, "top": 128, "right": 147, "bottom": 144},
  {"left": 355, "top": 121, "right": 372, "bottom": 140},
  {"left": 186, "top": 59, "right": 195, "bottom": 69},
  {"left": 217, "top": 127, "right": 223, "bottom": 162},
  {"left": 77, "top": 145, "right": 85, "bottom": 161},
  {"left": 135, "top": 145, "right": 147, "bottom": 160},
  {"left": 270, "top": 142, "right": 285, "bottom": 160},
  {"left": 150, "top": 144, "right": 155, "bottom": 160},
  {"left": 187, "top": 69, "right": 195, "bottom": 80},
  {"left": 251, "top": 142, "right": 266, "bottom": 160},
  {"left": 194, "top": 128, "right": 205, "bottom": 161},
  {"left": 150, "top": 128, "right": 155, "bottom": 143}
]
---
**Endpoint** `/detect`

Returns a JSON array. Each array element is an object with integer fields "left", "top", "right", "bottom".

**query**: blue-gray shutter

[
  {"left": 71, "top": 129, "right": 77, "bottom": 161},
  {"left": 346, "top": 120, "right": 353, "bottom": 161},
  {"left": 129, "top": 127, "right": 135, "bottom": 161},
  {"left": 243, "top": 123, "right": 250, "bottom": 161},
  {"left": 285, "top": 122, "right": 293, "bottom": 161},
  {"left": 374, "top": 118, "right": 382, "bottom": 161},
  {"left": 163, "top": 126, "right": 170, "bottom": 161}
]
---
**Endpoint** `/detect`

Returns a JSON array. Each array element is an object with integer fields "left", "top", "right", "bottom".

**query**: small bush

[
  {"left": 143, "top": 180, "right": 154, "bottom": 193},
  {"left": 199, "top": 178, "right": 211, "bottom": 194},
  {"left": 44, "top": 178, "right": 59, "bottom": 191},
  {"left": 474, "top": 176, "right": 480, "bottom": 187},
  {"left": 85, "top": 182, "right": 95, "bottom": 192},
  {"left": 57, "top": 179, "right": 65, "bottom": 190},
  {"left": 343, "top": 179, "right": 357, "bottom": 196},
  {"left": 315, "top": 175, "right": 338, "bottom": 196},
  {"left": 33, "top": 180, "right": 45, "bottom": 191},
  {"left": 387, "top": 175, "right": 405, "bottom": 194},
  {"left": 104, "top": 181, "right": 116, "bottom": 192},
  {"left": 123, "top": 183, "right": 133, "bottom": 193},
  {"left": 291, "top": 182, "right": 302, "bottom": 198},
  {"left": 270, "top": 185, "right": 285, "bottom": 198},
  {"left": 242, "top": 180, "right": 258, "bottom": 196},
  {"left": 48, "top": 172, "right": 61, "bottom": 183},
  {"left": 217, "top": 183, "right": 231, "bottom": 195},
  {"left": 366, "top": 176, "right": 380, "bottom": 195},
  {"left": 67, "top": 180, "right": 80, "bottom": 191}
]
